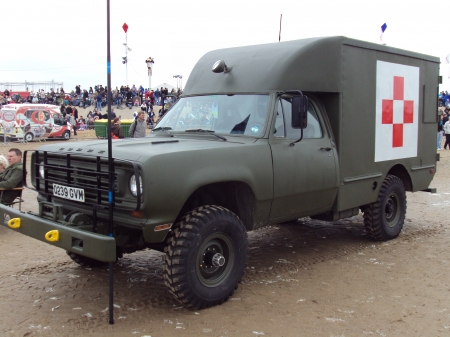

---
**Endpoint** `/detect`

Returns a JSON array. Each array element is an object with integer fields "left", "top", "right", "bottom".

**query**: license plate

[{"left": 53, "top": 183, "right": 85, "bottom": 202}]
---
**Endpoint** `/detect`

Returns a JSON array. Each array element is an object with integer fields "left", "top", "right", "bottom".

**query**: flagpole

[
  {"left": 106, "top": 0, "right": 115, "bottom": 325},
  {"left": 444, "top": 54, "right": 450, "bottom": 93},
  {"left": 125, "top": 32, "right": 128, "bottom": 86},
  {"left": 380, "top": 23, "right": 387, "bottom": 45},
  {"left": 279, "top": 14, "right": 282, "bottom": 42},
  {"left": 122, "top": 23, "right": 130, "bottom": 86}
]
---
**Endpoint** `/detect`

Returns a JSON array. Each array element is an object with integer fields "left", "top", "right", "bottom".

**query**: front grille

[{"left": 28, "top": 150, "right": 142, "bottom": 211}]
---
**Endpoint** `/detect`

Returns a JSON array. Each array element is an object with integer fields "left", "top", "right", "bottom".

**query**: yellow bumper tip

[
  {"left": 45, "top": 230, "right": 59, "bottom": 242},
  {"left": 7, "top": 218, "right": 21, "bottom": 229}
]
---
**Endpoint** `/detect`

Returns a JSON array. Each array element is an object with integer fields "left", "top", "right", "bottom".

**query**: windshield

[{"left": 156, "top": 94, "right": 269, "bottom": 137}]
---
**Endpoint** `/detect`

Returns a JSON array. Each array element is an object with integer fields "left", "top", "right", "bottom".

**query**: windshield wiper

[
  {"left": 185, "top": 129, "right": 227, "bottom": 141},
  {"left": 153, "top": 126, "right": 174, "bottom": 137}
]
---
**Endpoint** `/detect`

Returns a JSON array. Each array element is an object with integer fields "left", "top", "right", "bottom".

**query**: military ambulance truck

[{"left": 0, "top": 37, "right": 439, "bottom": 309}]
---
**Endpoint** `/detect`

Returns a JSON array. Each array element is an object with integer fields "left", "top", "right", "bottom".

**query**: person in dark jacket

[
  {"left": 111, "top": 117, "right": 124, "bottom": 139},
  {"left": 0, "top": 148, "right": 23, "bottom": 204}
]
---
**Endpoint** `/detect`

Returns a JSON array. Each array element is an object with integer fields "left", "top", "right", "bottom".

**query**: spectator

[
  {"left": 109, "top": 109, "right": 117, "bottom": 119},
  {"left": 444, "top": 116, "right": 450, "bottom": 150},
  {"left": 126, "top": 98, "right": 133, "bottom": 109},
  {"left": 87, "top": 116, "right": 95, "bottom": 130},
  {"left": 150, "top": 90, "right": 155, "bottom": 106},
  {"left": 111, "top": 117, "right": 124, "bottom": 139},
  {"left": 68, "top": 113, "right": 77, "bottom": 136},
  {"left": 129, "top": 111, "right": 147, "bottom": 138},
  {"left": 96, "top": 92, "right": 103, "bottom": 111},
  {"left": 0, "top": 148, "right": 23, "bottom": 204},
  {"left": 156, "top": 87, "right": 162, "bottom": 105},
  {"left": 77, "top": 116, "right": 86, "bottom": 131},
  {"left": 0, "top": 155, "right": 8, "bottom": 174},
  {"left": 65, "top": 105, "right": 73, "bottom": 117},
  {"left": 438, "top": 114, "right": 444, "bottom": 150},
  {"left": 147, "top": 110, "right": 155, "bottom": 128}
]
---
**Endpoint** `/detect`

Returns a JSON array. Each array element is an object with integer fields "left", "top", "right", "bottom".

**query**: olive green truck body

[{"left": 0, "top": 36, "right": 439, "bottom": 308}]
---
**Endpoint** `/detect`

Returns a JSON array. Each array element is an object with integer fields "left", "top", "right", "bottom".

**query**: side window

[
  {"left": 53, "top": 114, "right": 64, "bottom": 125},
  {"left": 274, "top": 100, "right": 286, "bottom": 137},
  {"left": 305, "top": 103, "right": 323, "bottom": 139},
  {"left": 274, "top": 98, "right": 323, "bottom": 139}
]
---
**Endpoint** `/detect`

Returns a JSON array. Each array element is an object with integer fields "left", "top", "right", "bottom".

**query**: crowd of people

[
  {"left": 0, "top": 84, "right": 183, "bottom": 111},
  {"left": 0, "top": 83, "right": 182, "bottom": 134},
  {"left": 438, "top": 91, "right": 450, "bottom": 150}
]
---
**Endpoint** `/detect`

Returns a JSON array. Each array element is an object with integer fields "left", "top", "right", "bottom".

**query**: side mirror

[{"left": 291, "top": 95, "right": 308, "bottom": 129}]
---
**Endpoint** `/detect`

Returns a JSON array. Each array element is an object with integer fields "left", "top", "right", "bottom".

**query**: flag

[
  {"left": 380, "top": 23, "right": 387, "bottom": 44},
  {"left": 122, "top": 23, "right": 128, "bottom": 33}
]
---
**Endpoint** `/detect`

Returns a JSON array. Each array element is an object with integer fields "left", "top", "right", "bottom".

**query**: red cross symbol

[{"left": 381, "top": 76, "right": 414, "bottom": 147}]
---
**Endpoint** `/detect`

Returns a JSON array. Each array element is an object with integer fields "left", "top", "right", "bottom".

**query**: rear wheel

[
  {"left": 62, "top": 130, "right": 70, "bottom": 140},
  {"left": 363, "top": 175, "right": 406, "bottom": 241},
  {"left": 163, "top": 205, "right": 248, "bottom": 309}
]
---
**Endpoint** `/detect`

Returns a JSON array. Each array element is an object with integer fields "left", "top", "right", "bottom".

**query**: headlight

[
  {"left": 39, "top": 161, "right": 45, "bottom": 178},
  {"left": 129, "top": 174, "right": 143, "bottom": 197}
]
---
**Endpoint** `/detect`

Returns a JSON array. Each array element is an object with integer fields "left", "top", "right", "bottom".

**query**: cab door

[{"left": 269, "top": 96, "right": 339, "bottom": 220}]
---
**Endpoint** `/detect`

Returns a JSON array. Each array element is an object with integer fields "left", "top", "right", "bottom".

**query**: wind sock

[{"left": 380, "top": 23, "right": 387, "bottom": 45}]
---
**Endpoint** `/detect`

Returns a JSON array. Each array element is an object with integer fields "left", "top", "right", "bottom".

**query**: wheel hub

[
  {"left": 385, "top": 194, "right": 399, "bottom": 227},
  {"left": 385, "top": 199, "right": 394, "bottom": 217},
  {"left": 202, "top": 247, "right": 226, "bottom": 269},
  {"left": 211, "top": 253, "right": 225, "bottom": 267},
  {"left": 196, "top": 234, "right": 235, "bottom": 287}
]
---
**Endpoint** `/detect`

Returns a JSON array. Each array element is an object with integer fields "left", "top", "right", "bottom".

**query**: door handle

[{"left": 320, "top": 147, "right": 332, "bottom": 151}]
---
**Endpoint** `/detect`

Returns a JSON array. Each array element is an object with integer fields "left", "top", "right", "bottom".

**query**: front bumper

[{"left": 0, "top": 204, "right": 116, "bottom": 262}]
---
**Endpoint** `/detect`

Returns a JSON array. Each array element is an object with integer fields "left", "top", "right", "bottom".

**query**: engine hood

[{"left": 34, "top": 134, "right": 256, "bottom": 163}]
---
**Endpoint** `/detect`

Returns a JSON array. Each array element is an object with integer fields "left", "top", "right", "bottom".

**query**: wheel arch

[
  {"left": 387, "top": 164, "right": 412, "bottom": 192},
  {"left": 176, "top": 181, "right": 256, "bottom": 231}
]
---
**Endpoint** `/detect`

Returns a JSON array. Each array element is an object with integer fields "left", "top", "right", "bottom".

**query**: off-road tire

[
  {"left": 163, "top": 205, "right": 248, "bottom": 309},
  {"left": 66, "top": 251, "right": 107, "bottom": 268},
  {"left": 363, "top": 175, "right": 406, "bottom": 241}
]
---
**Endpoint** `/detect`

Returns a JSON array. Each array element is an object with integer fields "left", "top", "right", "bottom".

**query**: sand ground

[{"left": 0, "top": 118, "right": 448, "bottom": 336}]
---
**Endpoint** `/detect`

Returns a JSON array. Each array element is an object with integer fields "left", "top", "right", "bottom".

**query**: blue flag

[{"left": 381, "top": 23, "right": 387, "bottom": 33}]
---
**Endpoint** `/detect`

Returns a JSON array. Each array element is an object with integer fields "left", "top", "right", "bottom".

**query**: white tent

[{"left": 150, "top": 82, "right": 176, "bottom": 92}]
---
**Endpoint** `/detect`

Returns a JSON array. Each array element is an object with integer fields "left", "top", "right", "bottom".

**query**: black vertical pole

[{"left": 106, "top": 0, "right": 115, "bottom": 325}]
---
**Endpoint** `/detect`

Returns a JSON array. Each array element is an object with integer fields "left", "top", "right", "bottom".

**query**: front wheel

[
  {"left": 24, "top": 132, "right": 34, "bottom": 142},
  {"left": 62, "top": 130, "right": 70, "bottom": 140},
  {"left": 363, "top": 175, "right": 406, "bottom": 241},
  {"left": 163, "top": 205, "right": 248, "bottom": 309}
]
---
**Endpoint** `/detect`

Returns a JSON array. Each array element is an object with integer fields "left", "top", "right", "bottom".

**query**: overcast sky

[{"left": 1, "top": 0, "right": 448, "bottom": 92}]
